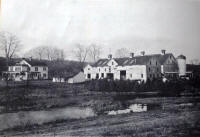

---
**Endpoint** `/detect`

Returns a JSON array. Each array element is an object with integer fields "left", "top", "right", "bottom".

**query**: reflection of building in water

[{"left": 129, "top": 104, "right": 147, "bottom": 112}]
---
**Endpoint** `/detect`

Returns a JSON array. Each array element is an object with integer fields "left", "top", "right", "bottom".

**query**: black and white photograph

[{"left": 0, "top": 0, "right": 200, "bottom": 136}]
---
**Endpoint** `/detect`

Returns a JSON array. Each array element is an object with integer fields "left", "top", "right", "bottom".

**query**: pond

[{"left": 0, "top": 107, "right": 96, "bottom": 131}]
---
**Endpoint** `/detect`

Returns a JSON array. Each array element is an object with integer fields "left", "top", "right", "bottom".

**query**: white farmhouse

[{"left": 3, "top": 58, "right": 48, "bottom": 81}]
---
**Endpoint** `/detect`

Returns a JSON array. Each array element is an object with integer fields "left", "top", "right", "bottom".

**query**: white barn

[{"left": 84, "top": 51, "right": 186, "bottom": 82}]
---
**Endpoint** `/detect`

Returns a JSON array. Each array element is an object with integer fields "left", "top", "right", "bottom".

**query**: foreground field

[{"left": 0, "top": 80, "right": 200, "bottom": 137}]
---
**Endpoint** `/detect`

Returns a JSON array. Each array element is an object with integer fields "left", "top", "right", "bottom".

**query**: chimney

[
  {"left": 130, "top": 53, "right": 134, "bottom": 58},
  {"left": 108, "top": 54, "right": 112, "bottom": 60},
  {"left": 161, "top": 49, "right": 166, "bottom": 55},
  {"left": 29, "top": 57, "right": 32, "bottom": 61},
  {"left": 141, "top": 51, "right": 145, "bottom": 56}
]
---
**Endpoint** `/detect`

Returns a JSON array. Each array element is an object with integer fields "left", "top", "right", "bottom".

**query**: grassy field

[{"left": 0, "top": 80, "right": 200, "bottom": 137}]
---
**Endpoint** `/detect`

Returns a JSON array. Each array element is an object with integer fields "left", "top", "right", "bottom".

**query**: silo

[{"left": 177, "top": 55, "right": 186, "bottom": 76}]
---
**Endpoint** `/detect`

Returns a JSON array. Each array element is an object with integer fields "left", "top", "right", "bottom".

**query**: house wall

[
  {"left": 146, "top": 57, "right": 161, "bottom": 80},
  {"left": 115, "top": 65, "right": 147, "bottom": 81},
  {"left": 20, "top": 60, "right": 48, "bottom": 79},
  {"left": 163, "top": 55, "right": 178, "bottom": 73},
  {"left": 30, "top": 66, "right": 48, "bottom": 79},
  {"left": 95, "top": 66, "right": 109, "bottom": 79},
  {"left": 8, "top": 66, "right": 28, "bottom": 72},
  {"left": 84, "top": 63, "right": 147, "bottom": 82},
  {"left": 84, "top": 65, "right": 96, "bottom": 80}
]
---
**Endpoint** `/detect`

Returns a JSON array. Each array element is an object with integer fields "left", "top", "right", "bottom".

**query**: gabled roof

[
  {"left": 23, "top": 59, "right": 47, "bottom": 66},
  {"left": 158, "top": 53, "right": 174, "bottom": 65},
  {"left": 91, "top": 53, "right": 176, "bottom": 67},
  {"left": 13, "top": 63, "right": 29, "bottom": 67},
  {"left": 92, "top": 59, "right": 109, "bottom": 67}
]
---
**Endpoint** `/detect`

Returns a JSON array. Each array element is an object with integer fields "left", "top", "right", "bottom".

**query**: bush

[{"left": 85, "top": 78, "right": 200, "bottom": 95}]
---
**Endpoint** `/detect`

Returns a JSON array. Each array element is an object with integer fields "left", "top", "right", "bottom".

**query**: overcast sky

[{"left": 0, "top": 0, "right": 200, "bottom": 61}]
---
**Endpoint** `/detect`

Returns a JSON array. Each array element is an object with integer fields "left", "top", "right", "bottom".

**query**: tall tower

[{"left": 177, "top": 55, "right": 186, "bottom": 76}]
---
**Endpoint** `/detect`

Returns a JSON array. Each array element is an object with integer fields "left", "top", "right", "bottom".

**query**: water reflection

[
  {"left": 108, "top": 104, "right": 148, "bottom": 115},
  {"left": 0, "top": 107, "right": 96, "bottom": 131},
  {"left": 129, "top": 104, "right": 147, "bottom": 112}
]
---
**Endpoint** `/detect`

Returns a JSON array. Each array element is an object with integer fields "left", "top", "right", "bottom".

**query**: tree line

[
  {"left": 2, "top": 31, "right": 199, "bottom": 65},
  {"left": 0, "top": 31, "right": 135, "bottom": 63}
]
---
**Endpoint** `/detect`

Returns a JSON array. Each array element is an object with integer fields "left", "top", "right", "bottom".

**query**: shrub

[{"left": 85, "top": 78, "right": 200, "bottom": 95}]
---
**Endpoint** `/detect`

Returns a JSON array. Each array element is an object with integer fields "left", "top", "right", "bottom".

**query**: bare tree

[
  {"left": 73, "top": 44, "right": 89, "bottom": 63},
  {"left": 88, "top": 44, "right": 101, "bottom": 62},
  {"left": 43, "top": 46, "right": 53, "bottom": 60},
  {"left": 24, "top": 46, "right": 44, "bottom": 60},
  {"left": 0, "top": 32, "right": 21, "bottom": 60},
  {"left": 0, "top": 31, "right": 21, "bottom": 86},
  {"left": 25, "top": 46, "right": 66, "bottom": 61},
  {"left": 115, "top": 48, "right": 130, "bottom": 58},
  {"left": 190, "top": 59, "right": 200, "bottom": 65},
  {"left": 35, "top": 46, "right": 44, "bottom": 60}
]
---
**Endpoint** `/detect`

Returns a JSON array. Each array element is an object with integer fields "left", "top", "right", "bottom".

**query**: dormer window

[{"left": 123, "top": 60, "right": 129, "bottom": 65}]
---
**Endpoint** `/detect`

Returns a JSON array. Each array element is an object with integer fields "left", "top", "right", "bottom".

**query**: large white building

[
  {"left": 84, "top": 50, "right": 187, "bottom": 82},
  {"left": 3, "top": 58, "right": 48, "bottom": 81}
]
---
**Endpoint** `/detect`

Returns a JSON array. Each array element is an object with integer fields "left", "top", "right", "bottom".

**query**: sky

[{"left": 0, "top": 0, "right": 200, "bottom": 62}]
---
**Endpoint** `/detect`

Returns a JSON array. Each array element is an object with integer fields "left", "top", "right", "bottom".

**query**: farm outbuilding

[
  {"left": 52, "top": 77, "right": 65, "bottom": 83},
  {"left": 67, "top": 71, "right": 85, "bottom": 84}
]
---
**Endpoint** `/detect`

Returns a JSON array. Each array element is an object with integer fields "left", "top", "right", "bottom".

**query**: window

[
  {"left": 130, "top": 74, "right": 132, "bottom": 78},
  {"left": 156, "top": 61, "right": 157, "bottom": 66},
  {"left": 88, "top": 68, "right": 90, "bottom": 70},
  {"left": 141, "top": 74, "right": 143, "bottom": 78},
  {"left": 103, "top": 61, "right": 107, "bottom": 65},
  {"left": 98, "top": 61, "right": 102, "bottom": 65},
  {"left": 123, "top": 60, "right": 129, "bottom": 65},
  {"left": 15, "top": 67, "right": 21, "bottom": 72},
  {"left": 96, "top": 73, "right": 99, "bottom": 79},
  {"left": 43, "top": 73, "right": 46, "bottom": 78},
  {"left": 150, "top": 61, "right": 151, "bottom": 65},
  {"left": 35, "top": 67, "right": 38, "bottom": 71},
  {"left": 10, "top": 66, "right": 13, "bottom": 71},
  {"left": 87, "top": 74, "right": 91, "bottom": 79},
  {"left": 109, "top": 67, "right": 111, "bottom": 72},
  {"left": 149, "top": 67, "right": 151, "bottom": 72},
  {"left": 101, "top": 73, "right": 104, "bottom": 78},
  {"left": 43, "top": 67, "right": 46, "bottom": 71},
  {"left": 112, "top": 62, "right": 114, "bottom": 65}
]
